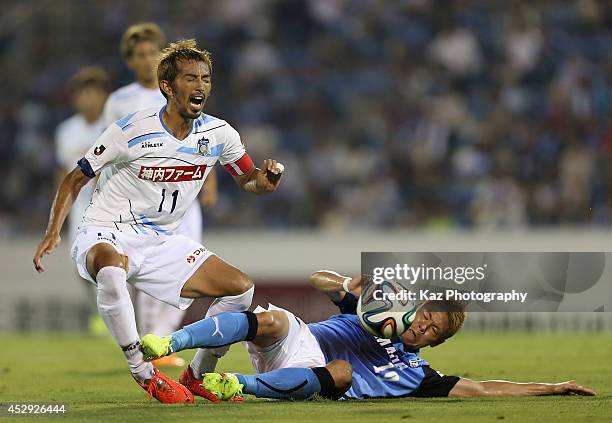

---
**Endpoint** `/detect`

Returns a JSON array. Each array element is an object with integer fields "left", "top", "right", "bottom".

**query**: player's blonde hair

[
  {"left": 120, "top": 22, "right": 166, "bottom": 59},
  {"left": 444, "top": 309, "right": 466, "bottom": 339},
  {"left": 156, "top": 39, "right": 213, "bottom": 99},
  {"left": 421, "top": 300, "right": 466, "bottom": 341}
]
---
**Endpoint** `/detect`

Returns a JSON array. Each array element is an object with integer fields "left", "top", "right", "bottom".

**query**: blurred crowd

[{"left": 1, "top": 0, "right": 611, "bottom": 235}]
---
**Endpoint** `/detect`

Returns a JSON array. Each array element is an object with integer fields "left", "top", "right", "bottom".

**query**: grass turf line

[{"left": 0, "top": 332, "right": 610, "bottom": 422}]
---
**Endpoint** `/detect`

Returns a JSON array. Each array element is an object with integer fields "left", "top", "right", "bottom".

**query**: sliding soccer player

[
  {"left": 34, "top": 39, "right": 283, "bottom": 403},
  {"left": 139, "top": 270, "right": 595, "bottom": 401}
]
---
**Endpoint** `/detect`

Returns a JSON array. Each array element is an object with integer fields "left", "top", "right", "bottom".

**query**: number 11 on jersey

[{"left": 158, "top": 189, "right": 179, "bottom": 213}]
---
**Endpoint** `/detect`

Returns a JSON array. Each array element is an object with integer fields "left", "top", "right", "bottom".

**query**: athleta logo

[
  {"left": 139, "top": 165, "right": 207, "bottom": 182},
  {"left": 141, "top": 141, "right": 163, "bottom": 149},
  {"left": 94, "top": 145, "right": 106, "bottom": 156},
  {"left": 186, "top": 247, "right": 206, "bottom": 264},
  {"left": 97, "top": 232, "right": 118, "bottom": 246}
]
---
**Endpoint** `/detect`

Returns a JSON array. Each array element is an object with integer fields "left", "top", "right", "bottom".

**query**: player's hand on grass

[
  {"left": 257, "top": 159, "right": 283, "bottom": 193},
  {"left": 33, "top": 231, "right": 61, "bottom": 273},
  {"left": 554, "top": 380, "right": 596, "bottom": 396}
]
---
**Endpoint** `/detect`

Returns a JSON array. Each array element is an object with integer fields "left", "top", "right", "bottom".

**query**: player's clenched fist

[
  {"left": 255, "top": 159, "right": 284, "bottom": 193},
  {"left": 33, "top": 232, "right": 61, "bottom": 273}
]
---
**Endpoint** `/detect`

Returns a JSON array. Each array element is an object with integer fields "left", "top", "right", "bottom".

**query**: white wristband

[{"left": 342, "top": 277, "right": 352, "bottom": 293}]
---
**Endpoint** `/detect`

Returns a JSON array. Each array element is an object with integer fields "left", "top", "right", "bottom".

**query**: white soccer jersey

[
  {"left": 79, "top": 106, "right": 254, "bottom": 234},
  {"left": 103, "top": 81, "right": 204, "bottom": 241},
  {"left": 102, "top": 82, "right": 165, "bottom": 126},
  {"left": 55, "top": 114, "right": 106, "bottom": 241}
]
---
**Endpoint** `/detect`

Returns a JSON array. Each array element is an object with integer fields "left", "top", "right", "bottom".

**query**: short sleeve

[
  {"left": 410, "top": 366, "right": 460, "bottom": 397},
  {"left": 219, "top": 124, "right": 254, "bottom": 176},
  {"left": 79, "top": 123, "right": 128, "bottom": 177}
]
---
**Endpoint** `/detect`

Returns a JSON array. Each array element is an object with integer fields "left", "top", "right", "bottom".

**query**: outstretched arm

[
  {"left": 449, "top": 378, "right": 596, "bottom": 397},
  {"left": 33, "top": 166, "right": 91, "bottom": 272}
]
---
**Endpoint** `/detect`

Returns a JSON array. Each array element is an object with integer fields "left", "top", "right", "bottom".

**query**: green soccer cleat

[
  {"left": 201, "top": 373, "right": 244, "bottom": 401},
  {"left": 139, "top": 334, "right": 173, "bottom": 361}
]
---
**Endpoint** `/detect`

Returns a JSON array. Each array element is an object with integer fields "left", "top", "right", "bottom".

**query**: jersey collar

[{"left": 158, "top": 106, "right": 195, "bottom": 143}]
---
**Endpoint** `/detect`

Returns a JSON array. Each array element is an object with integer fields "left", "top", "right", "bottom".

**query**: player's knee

[
  {"left": 86, "top": 244, "right": 125, "bottom": 279},
  {"left": 93, "top": 265, "right": 129, "bottom": 307},
  {"left": 255, "top": 311, "right": 289, "bottom": 338},
  {"left": 312, "top": 360, "right": 352, "bottom": 400},
  {"left": 326, "top": 359, "right": 353, "bottom": 392}
]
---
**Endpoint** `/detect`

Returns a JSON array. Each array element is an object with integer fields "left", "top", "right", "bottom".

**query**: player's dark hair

[
  {"left": 120, "top": 22, "right": 166, "bottom": 59},
  {"left": 156, "top": 39, "right": 213, "bottom": 100},
  {"left": 68, "top": 66, "right": 110, "bottom": 94}
]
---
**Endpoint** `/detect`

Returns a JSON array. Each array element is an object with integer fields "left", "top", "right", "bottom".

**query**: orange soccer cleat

[
  {"left": 135, "top": 367, "right": 194, "bottom": 404},
  {"left": 152, "top": 354, "right": 186, "bottom": 367},
  {"left": 179, "top": 365, "right": 243, "bottom": 403}
]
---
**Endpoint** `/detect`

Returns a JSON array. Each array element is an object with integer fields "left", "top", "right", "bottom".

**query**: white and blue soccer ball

[{"left": 356, "top": 283, "right": 417, "bottom": 339}]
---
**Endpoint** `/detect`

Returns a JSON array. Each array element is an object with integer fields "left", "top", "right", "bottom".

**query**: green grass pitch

[{"left": 0, "top": 332, "right": 610, "bottom": 422}]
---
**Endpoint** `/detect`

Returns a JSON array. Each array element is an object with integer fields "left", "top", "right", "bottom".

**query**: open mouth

[{"left": 189, "top": 94, "right": 204, "bottom": 108}]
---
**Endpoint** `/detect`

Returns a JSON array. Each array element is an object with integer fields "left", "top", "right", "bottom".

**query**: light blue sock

[
  {"left": 170, "top": 312, "right": 250, "bottom": 352},
  {"left": 236, "top": 368, "right": 322, "bottom": 400}
]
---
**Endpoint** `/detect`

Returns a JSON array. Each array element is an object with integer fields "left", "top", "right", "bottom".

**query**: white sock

[
  {"left": 96, "top": 266, "right": 154, "bottom": 383},
  {"left": 190, "top": 285, "right": 254, "bottom": 376},
  {"left": 137, "top": 292, "right": 186, "bottom": 336}
]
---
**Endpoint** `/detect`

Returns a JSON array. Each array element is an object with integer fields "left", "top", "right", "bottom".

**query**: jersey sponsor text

[{"left": 138, "top": 165, "right": 207, "bottom": 182}]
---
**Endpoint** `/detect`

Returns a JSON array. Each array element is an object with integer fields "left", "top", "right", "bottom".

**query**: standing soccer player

[
  {"left": 103, "top": 23, "right": 219, "bottom": 367},
  {"left": 55, "top": 66, "right": 110, "bottom": 333},
  {"left": 34, "top": 39, "right": 283, "bottom": 403}
]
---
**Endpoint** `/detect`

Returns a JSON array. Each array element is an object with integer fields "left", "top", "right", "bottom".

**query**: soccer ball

[{"left": 356, "top": 294, "right": 417, "bottom": 339}]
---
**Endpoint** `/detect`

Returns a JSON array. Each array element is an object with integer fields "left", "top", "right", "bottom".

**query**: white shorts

[
  {"left": 245, "top": 304, "right": 326, "bottom": 373},
  {"left": 71, "top": 226, "right": 214, "bottom": 310}
]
